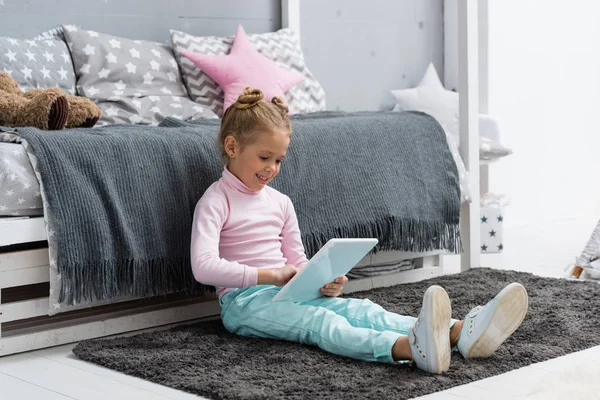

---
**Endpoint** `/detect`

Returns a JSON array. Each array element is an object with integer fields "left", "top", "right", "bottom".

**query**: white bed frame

[{"left": 0, "top": 0, "right": 482, "bottom": 357}]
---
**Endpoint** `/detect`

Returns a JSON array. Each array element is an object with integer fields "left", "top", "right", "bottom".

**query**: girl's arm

[
  {"left": 280, "top": 197, "right": 309, "bottom": 269},
  {"left": 191, "top": 196, "right": 262, "bottom": 288}
]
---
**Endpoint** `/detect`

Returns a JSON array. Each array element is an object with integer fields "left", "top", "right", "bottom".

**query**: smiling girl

[{"left": 190, "top": 88, "right": 529, "bottom": 374}]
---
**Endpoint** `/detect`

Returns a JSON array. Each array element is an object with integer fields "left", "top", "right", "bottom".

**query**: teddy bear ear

[{"left": 0, "top": 71, "right": 24, "bottom": 96}]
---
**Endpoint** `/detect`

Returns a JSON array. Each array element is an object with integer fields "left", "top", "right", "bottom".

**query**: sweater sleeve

[
  {"left": 190, "top": 191, "right": 258, "bottom": 288},
  {"left": 280, "top": 197, "right": 309, "bottom": 269}
]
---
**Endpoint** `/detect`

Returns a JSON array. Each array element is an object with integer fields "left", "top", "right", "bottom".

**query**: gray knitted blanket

[{"left": 13, "top": 111, "right": 460, "bottom": 306}]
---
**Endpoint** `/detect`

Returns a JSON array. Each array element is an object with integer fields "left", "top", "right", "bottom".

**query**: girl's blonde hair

[{"left": 218, "top": 88, "right": 291, "bottom": 164}]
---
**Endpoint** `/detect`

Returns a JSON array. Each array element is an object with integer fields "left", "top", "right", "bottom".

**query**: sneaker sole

[
  {"left": 423, "top": 285, "right": 452, "bottom": 373},
  {"left": 465, "top": 282, "right": 528, "bottom": 358}
]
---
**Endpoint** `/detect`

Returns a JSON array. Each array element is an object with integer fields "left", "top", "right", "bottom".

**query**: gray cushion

[
  {"left": 60, "top": 25, "right": 217, "bottom": 125},
  {"left": 0, "top": 36, "right": 76, "bottom": 95},
  {"left": 170, "top": 28, "right": 326, "bottom": 116}
]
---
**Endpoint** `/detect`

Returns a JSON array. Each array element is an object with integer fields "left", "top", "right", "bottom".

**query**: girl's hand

[
  {"left": 272, "top": 264, "right": 299, "bottom": 286},
  {"left": 321, "top": 276, "right": 348, "bottom": 297}
]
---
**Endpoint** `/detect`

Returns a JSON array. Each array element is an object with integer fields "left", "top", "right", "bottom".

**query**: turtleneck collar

[{"left": 222, "top": 166, "right": 261, "bottom": 195}]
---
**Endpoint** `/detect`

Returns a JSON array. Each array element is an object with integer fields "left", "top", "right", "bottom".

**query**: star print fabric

[
  {"left": 61, "top": 25, "right": 217, "bottom": 125},
  {"left": 0, "top": 141, "right": 42, "bottom": 216},
  {"left": 0, "top": 36, "right": 76, "bottom": 95}
]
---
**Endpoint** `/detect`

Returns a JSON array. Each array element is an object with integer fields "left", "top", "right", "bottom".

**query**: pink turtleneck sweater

[{"left": 190, "top": 167, "right": 308, "bottom": 298}]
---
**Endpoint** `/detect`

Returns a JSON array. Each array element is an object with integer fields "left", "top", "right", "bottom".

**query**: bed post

[
  {"left": 281, "top": 0, "right": 301, "bottom": 33},
  {"left": 479, "top": 0, "right": 490, "bottom": 197},
  {"left": 458, "top": 0, "right": 481, "bottom": 271}
]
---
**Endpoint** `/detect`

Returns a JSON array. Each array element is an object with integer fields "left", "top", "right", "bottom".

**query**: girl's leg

[
  {"left": 219, "top": 285, "right": 403, "bottom": 364},
  {"left": 302, "top": 295, "right": 461, "bottom": 342},
  {"left": 302, "top": 288, "right": 457, "bottom": 373},
  {"left": 220, "top": 284, "right": 453, "bottom": 373}
]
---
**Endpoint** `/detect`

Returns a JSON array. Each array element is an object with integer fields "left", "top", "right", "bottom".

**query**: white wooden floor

[{"left": 1, "top": 216, "right": 598, "bottom": 400}]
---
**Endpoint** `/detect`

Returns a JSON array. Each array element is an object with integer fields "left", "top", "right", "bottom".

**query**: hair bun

[
  {"left": 235, "top": 88, "right": 264, "bottom": 109},
  {"left": 271, "top": 96, "right": 289, "bottom": 115}
]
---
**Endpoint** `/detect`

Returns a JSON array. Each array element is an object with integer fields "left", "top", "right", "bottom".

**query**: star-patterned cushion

[
  {"left": 180, "top": 25, "right": 305, "bottom": 113},
  {"left": 171, "top": 26, "right": 327, "bottom": 116},
  {"left": 0, "top": 36, "right": 76, "bottom": 95},
  {"left": 60, "top": 25, "right": 217, "bottom": 125},
  {"left": 0, "top": 138, "right": 43, "bottom": 217}
]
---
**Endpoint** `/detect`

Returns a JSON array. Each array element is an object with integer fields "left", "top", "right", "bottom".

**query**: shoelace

[{"left": 409, "top": 314, "right": 422, "bottom": 345}]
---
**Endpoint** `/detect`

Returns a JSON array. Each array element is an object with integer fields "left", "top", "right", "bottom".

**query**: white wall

[
  {"left": 487, "top": 0, "right": 600, "bottom": 228},
  {"left": 0, "top": 0, "right": 280, "bottom": 42},
  {"left": 299, "top": 0, "right": 444, "bottom": 111}
]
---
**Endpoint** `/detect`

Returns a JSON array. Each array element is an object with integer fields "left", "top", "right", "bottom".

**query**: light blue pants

[{"left": 219, "top": 285, "right": 458, "bottom": 364}]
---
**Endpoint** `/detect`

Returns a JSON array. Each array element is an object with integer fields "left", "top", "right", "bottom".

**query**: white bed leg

[
  {"left": 281, "top": 0, "right": 301, "bottom": 33},
  {"left": 458, "top": 0, "right": 481, "bottom": 271}
]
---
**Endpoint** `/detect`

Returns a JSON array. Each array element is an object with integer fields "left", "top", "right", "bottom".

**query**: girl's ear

[{"left": 224, "top": 136, "right": 237, "bottom": 159}]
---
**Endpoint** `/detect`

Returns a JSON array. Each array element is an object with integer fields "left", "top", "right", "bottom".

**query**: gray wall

[
  {"left": 0, "top": 0, "right": 444, "bottom": 112},
  {"left": 0, "top": 0, "right": 281, "bottom": 44},
  {"left": 299, "top": 0, "right": 444, "bottom": 111}
]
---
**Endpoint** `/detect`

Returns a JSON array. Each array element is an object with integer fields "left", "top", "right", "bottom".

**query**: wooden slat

[
  {"left": 0, "top": 249, "right": 49, "bottom": 273},
  {"left": 1, "top": 283, "right": 49, "bottom": 303},
  {"left": 0, "top": 217, "right": 46, "bottom": 247},
  {"left": 0, "top": 265, "right": 49, "bottom": 289},
  {"left": 3, "top": 291, "right": 216, "bottom": 333},
  {"left": 0, "top": 298, "right": 48, "bottom": 323},
  {"left": 0, "top": 300, "right": 221, "bottom": 357}
]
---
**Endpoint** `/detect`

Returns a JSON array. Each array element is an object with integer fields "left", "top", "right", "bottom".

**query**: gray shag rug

[{"left": 72, "top": 268, "right": 600, "bottom": 400}]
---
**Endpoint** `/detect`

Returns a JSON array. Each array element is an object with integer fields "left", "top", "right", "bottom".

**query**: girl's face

[{"left": 225, "top": 128, "right": 290, "bottom": 191}]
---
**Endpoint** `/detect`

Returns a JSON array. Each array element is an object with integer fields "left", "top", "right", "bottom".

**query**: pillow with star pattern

[
  {"left": 0, "top": 36, "right": 76, "bottom": 95},
  {"left": 60, "top": 25, "right": 217, "bottom": 125},
  {"left": 170, "top": 27, "right": 327, "bottom": 117}
]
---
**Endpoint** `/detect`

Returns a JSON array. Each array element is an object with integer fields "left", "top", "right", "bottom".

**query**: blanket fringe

[
  {"left": 59, "top": 217, "right": 460, "bottom": 305},
  {"left": 59, "top": 257, "right": 214, "bottom": 306},
  {"left": 301, "top": 217, "right": 462, "bottom": 259}
]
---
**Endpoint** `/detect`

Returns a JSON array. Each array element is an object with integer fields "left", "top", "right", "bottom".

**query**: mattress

[{"left": 0, "top": 142, "right": 42, "bottom": 216}]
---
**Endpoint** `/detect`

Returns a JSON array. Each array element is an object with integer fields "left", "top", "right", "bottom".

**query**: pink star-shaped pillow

[{"left": 180, "top": 25, "right": 305, "bottom": 114}]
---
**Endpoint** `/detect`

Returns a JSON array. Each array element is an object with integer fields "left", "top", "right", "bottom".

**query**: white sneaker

[
  {"left": 408, "top": 285, "right": 452, "bottom": 374},
  {"left": 457, "top": 282, "right": 529, "bottom": 359}
]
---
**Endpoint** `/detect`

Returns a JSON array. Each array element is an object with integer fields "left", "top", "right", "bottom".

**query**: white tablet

[{"left": 272, "top": 238, "right": 378, "bottom": 303}]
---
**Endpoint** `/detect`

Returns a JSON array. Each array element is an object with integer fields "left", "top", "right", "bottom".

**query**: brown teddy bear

[{"left": 0, "top": 72, "right": 102, "bottom": 130}]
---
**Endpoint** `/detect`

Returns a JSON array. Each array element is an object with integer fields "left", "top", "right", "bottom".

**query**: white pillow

[
  {"left": 392, "top": 63, "right": 513, "bottom": 148},
  {"left": 392, "top": 63, "right": 460, "bottom": 143}
]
